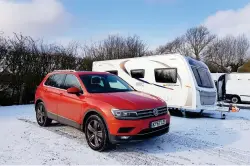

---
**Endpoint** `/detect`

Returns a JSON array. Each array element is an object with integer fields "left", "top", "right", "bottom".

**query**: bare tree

[
  {"left": 0, "top": 32, "right": 85, "bottom": 105},
  {"left": 0, "top": 33, "right": 9, "bottom": 93},
  {"left": 155, "top": 26, "right": 215, "bottom": 59},
  {"left": 156, "top": 36, "right": 190, "bottom": 55},
  {"left": 233, "top": 35, "right": 250, "bottom": 71},
  {"left": 0, "top": 35, "right": 8, "bottom": 71},
  {"left": 81, "top": 34, "right": 149, "bottom": 61},
  {"left": 205, "top": 34, "right": 250, "bottom": 72},
  {"left": 185, "top": 26, "right": 216, "bottom": 60}
]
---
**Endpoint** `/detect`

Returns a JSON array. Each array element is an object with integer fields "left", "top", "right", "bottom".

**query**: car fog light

[{"left": 120, "top": 136, "right": 130, "bottom": 139}]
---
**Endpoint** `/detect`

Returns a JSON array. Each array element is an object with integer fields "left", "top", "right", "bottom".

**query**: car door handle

[{"left": 59, "top": 93, "right": 64, "bottom": 96}]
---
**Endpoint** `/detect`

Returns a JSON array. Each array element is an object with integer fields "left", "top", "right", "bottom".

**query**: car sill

[{"left": 47, "top": 111, "right": 81, "bottom": 129}]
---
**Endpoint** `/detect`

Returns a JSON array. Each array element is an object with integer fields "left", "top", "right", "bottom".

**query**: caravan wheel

[{"left": 231, "top": 96, "right": 240, "bottom": 104}]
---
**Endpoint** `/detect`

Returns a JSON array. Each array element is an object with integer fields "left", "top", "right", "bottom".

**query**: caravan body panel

[{"left": 92, "top": 54, "right": 217, "bottom": 112}]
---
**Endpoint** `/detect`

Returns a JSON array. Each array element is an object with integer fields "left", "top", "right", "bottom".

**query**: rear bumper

[
  {"left": 109, "top": 124, "right": 170, "bottom": 144},
  {"left": 168, "top": 105, "right": 217, "bottom": 113}
]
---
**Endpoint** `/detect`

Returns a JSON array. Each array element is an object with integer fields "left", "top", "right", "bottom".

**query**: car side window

[
  {"left": 44, "top": 74, "right": 65, "bottom": 89},
  {"left": 63, "top": 74, "right": 82, "bottom": 90}
]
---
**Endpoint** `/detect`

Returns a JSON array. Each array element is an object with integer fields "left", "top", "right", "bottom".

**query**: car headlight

[{"left": 111, "top": 109, "right": 138, "bottom": 119}]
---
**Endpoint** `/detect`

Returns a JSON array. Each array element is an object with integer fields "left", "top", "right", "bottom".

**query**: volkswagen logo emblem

[{"left": 153, "top": 108, "right": 159, "bottom": 116}]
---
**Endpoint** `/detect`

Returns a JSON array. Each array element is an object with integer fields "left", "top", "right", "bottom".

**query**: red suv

[{"left": 35, "top": 70, "right": 170, "bottom": 151}]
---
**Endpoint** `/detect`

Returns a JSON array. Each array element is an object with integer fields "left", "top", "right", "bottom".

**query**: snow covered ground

[{"left": 1, "top": 105, "right": 250, "bottom": 165}]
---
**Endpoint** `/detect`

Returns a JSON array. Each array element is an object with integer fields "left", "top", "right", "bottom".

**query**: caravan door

[{"left": 217, "top": 74, "right": 226, "bottom": 101}]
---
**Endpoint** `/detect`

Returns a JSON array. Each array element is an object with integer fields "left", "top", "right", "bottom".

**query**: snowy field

[{"left": 1, "top": 105, "right": 250, "bottom": 165}]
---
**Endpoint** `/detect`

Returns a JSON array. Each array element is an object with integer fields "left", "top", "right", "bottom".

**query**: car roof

[
  {"left": 75, "top": 71, "right": 111, "bottom": 75},
  {"left": 49, "top": 70, "right": 111, "bottom": 76}
]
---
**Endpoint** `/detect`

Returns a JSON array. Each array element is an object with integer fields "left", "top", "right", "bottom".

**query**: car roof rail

[{"left": 53, "top": 69, "right": 76, "bottom": 72}]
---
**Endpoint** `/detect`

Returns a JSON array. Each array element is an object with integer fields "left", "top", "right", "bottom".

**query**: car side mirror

[{"left": 67, "top": 87, "right": 81, "bottom": 95}]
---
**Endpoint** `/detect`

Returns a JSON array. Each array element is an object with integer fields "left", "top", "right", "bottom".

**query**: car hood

[{"left": 90, "top": 91, "right": 166, "bottom": 110}]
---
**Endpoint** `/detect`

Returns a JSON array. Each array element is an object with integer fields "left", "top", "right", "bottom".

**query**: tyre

[
  {"left": 85, "top": 114, "right": 110, "bottom": 151},
  {"left": 35, "top": 102, "right": 52, "bottom": 127},
  {"left": 231, "top": 96, "right": 240, "bottom": 104}
]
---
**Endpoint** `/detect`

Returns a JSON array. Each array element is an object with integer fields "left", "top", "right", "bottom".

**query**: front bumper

[{"left": 109, "top": 124, "right": 170, "bottom": 144}]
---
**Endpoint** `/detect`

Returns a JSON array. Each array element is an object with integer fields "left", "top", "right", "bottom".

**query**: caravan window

[
  {"left": 191, "top": 67, "right": 202, "bottom": 86},
  {"left": 106, "top": 70, "right": 118, "bottom": 75},
  {"left": 191, "top": 67, "right": 214, "bottom": 88},
  {"left": 154, "top": 68, "right": 177, "bottom": 83},
  {"left": 131, "top": 69, "right": 145, "bottom": 79}
]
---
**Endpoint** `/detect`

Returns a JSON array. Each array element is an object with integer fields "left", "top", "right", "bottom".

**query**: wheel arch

[
  {"left": 82, "top": 109, "right": 110, "bottom": 133},
  {"left": 35, "top": 99, "right": 44, "bottom": 111}
]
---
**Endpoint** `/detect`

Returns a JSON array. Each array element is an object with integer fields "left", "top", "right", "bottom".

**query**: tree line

[
  {"left": 0, "top": 26, "right": 250, "bottom": 106},
  {"left": 156, "top": 26, "right": 250, "bottom": 73}
]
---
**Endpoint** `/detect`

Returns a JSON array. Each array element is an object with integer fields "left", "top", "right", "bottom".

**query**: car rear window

[{"left": 44, "top": 74, "right": 65, "bottom": 89}]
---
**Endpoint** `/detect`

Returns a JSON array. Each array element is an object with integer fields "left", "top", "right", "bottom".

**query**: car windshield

[{"left": 79, "top": 74, "right": 134, "bottom": 93}]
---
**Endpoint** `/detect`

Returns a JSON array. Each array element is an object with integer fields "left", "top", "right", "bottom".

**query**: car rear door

[
  {"left": 43, "top": 73, "right": 66, "bottom": 118},
  {"left": 57, "top": 74, "right": 84, "bottom": 126}
]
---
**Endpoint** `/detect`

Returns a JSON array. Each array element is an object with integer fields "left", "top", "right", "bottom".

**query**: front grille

[
  {"left": 200, "top": 91, "right": 216, "bottom": 105},
  {"left": 136, "top": 106, "right": 168, "bottom": 119}
]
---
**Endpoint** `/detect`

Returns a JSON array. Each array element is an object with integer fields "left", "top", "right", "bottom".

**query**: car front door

[{"left": 57, "top": 74, "right": 84, "bottom": 127}]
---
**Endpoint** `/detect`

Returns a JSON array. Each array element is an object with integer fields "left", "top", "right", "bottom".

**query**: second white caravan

[
  {"left": 213, "top": 73, "right": 250, "bottom": 104},
  {"left": 92, "top": 54, "right": 217, "bottom": 114}
]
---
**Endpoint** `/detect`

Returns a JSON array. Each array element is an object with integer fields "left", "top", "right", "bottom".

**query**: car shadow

[{"left": 49, "top": 122, "right": 66, "bottom": 127}]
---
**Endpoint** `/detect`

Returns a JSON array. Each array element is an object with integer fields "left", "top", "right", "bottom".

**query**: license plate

[{"left": 150, "top": 119, "right": 167, "bottom": 128}]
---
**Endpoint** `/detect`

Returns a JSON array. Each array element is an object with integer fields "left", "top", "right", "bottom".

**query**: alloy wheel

[
  {"left": 36, "top": 104, "right": 45, "bottom": 124},
  {"left": 87, "top": 120, "right": 104, "bottom": 148}
]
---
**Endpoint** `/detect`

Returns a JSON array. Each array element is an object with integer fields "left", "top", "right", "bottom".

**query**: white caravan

[
  {"left": 215, "top": 73, "right": 250, "bottom": 103},
  {"left": 92, "top": 54, "right": 217, "bottom": 114},
  {"left": 211, "top": 73, "right": 225, "bottom": 83}
]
